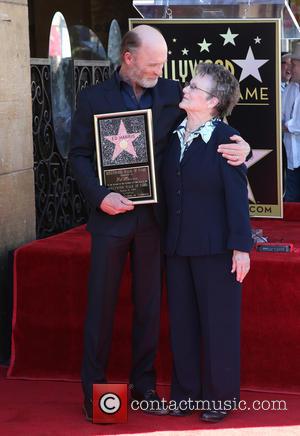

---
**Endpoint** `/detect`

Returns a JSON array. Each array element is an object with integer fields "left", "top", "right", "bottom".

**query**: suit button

[
  {"left": 176, "top": 170, "right": 181, "bottom": 176},
  {"left": 176, "top": 209, "right": 181, "bottom": 215},
  {"left": 176, "top": 189, "right": 181, "bottom": 195}
]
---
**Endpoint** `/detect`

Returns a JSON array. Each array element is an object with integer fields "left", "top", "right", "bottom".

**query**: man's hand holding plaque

[{"left": 100, "top": 192, "right": 134, "bottom": 215}]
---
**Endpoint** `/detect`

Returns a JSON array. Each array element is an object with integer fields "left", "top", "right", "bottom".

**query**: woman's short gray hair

[{"left": 196, "top": 63, "right": 240, "bottom": 118}]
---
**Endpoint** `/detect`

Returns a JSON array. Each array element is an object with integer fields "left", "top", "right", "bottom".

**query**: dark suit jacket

[
  {"left": 69, "top": 73, "right": 183, "bottom": 235},
  {"left": 162, "top": 121, "right": 253, "bottom": 256}
]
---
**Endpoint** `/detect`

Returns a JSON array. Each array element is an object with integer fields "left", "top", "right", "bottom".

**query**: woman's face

[{"left": 179, "top": 74, "right": 218, "bottom": 115}]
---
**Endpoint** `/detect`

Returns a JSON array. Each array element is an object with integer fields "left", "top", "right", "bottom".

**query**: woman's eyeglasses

[{"left": 184, "top": 81, "right": 215, "bottom": 97}]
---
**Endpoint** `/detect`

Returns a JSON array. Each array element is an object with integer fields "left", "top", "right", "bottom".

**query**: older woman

[{"left": 162, "top": 63, "right": 252, "bottom": 422}]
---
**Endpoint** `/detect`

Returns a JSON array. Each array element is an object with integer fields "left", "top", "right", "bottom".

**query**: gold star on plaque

[
  {"left": 245, "top": 149, "right": 272, "bottom": 202},
  {"left": 105, "top": 121, "right": 140, "bottom": 161}
]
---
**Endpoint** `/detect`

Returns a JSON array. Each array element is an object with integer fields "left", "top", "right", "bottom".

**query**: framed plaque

[{"left": 94, "top": 109, "right": 157, "bottom": 204}]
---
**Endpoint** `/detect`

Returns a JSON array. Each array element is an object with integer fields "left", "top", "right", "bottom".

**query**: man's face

[
  {"left": 128, "top": 44, "right": 168, "bottom": 88},
  {"left": 281, "top": 58, "right": 291, "bottom": 82},
  {"left": 291, "top": 59, "right": 300, "bottom": 83}
]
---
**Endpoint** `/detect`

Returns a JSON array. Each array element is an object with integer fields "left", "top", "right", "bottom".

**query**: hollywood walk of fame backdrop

[
  {"left": 94, "top": 109, "right": 158, "bottom": 204},
  {"left": 129, "top": 19, "right": 282, "bottom": 218}
]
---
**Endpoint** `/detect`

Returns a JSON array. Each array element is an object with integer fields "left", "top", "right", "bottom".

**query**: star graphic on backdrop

[
  {"left": 232, "top": 47, "right": 269, "bottom": 82},
  {"left": 105, "top": 121, "right": 140, "bottom": 161},
  {"left": 220, "top": 28, "right": 239, "bottom": 46},
  {"left": 247, "top": 184, "right": 256, "bottom": 204},
  {"left": 168, "top": 50, "right": 172, "bottom": 55},
  {"left": 245, "top": 149, "right": 272, "bottom": 202},
  {"left": 172, "top": 38, "right": 177, "bottom": 43},
  {"left": 254, "top": 36, "right": 262, "bottom": 44},
  {"left": 197, "top": 38, "right": 212, "bottom": 53},
  {"left": 182, "top": 48, "right": 189, "bottom": 56}
]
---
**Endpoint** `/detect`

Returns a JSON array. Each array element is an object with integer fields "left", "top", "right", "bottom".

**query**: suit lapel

[
  {"left": 180, "top": 125, "right": 219, "bottom": 167},
  {"left": 180, "top": 136, "right": 204, "bottom": 167},
  {"left": 170, "top": 133, "right": 181, "bottom": 164},
  {"left": 151, "top": 82, "right": 164, "bottom": 132},
  {"left": 101, "top": 76, "right": 127, "bottom": 113}
]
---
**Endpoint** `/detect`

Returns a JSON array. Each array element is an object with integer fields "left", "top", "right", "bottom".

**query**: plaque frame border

[{"left": 94, "top": 108, "right": 158, "bottom": 204}]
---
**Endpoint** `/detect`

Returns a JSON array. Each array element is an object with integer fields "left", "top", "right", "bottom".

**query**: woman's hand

[{"left": 231, "top": 250, "right": 250, "bottom": 283}]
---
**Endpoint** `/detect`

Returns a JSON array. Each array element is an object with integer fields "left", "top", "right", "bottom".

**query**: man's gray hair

[{"left": 120, "top": 30, "right": 141, "bottom": 56}]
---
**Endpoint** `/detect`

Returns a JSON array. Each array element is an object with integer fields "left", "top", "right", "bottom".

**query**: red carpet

[
  {"left": 0, "top": 366, "right": 299, "bottom": 436},
  {"left": 6, "top": 203, "right": 300, "bottom": 393}
]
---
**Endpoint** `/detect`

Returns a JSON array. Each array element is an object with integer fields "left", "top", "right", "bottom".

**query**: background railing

[{"left": 30, "top": 58, "right": 111, "bottom": 238}]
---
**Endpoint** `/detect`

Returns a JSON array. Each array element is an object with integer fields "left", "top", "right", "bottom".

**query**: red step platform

[{"left": 7, "top": 204, "right": 300, "bottom": 392}]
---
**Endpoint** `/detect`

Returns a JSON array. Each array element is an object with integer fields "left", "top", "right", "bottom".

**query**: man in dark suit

[{"left": 69, "top": 24, "right": 250, "bottom": 421}]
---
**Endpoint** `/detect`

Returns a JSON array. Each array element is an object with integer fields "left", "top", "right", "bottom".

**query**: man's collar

[
  {"left": 114, "top": 66, "right": 123, "bottom": 88},
  {"left": 115, "top": 67, "right": 136, "bottom": 89}
]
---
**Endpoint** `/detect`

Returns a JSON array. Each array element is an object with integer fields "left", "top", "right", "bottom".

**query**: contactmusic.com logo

[{"left": 93, "top": 384, "right": 128, "bottom": 423}]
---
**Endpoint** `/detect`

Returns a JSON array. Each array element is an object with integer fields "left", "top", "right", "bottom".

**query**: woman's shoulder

[{"left": 215, "top": 120, "right": 240, "bottom": 138}]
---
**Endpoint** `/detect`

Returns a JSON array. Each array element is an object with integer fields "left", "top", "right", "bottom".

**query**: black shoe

[
  {"left": 131, "top": 388, "right": 169, "bottom": 415},
  {"left": 201, "top": 409, "right": 229, "bottom": 423},
  {"left": 169, "top": 407, "right": 193, "bottom": 417},
  {"left": 82, "top": 397, "right": 92, "bottom": 422}
]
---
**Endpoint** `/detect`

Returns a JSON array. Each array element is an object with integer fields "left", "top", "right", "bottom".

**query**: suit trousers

[
  {"left": 166, "top": 252, "right": 242, "bottom": 408},
  {"left": 81, "top": 206, "right": 161, "bottom": 399}
]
